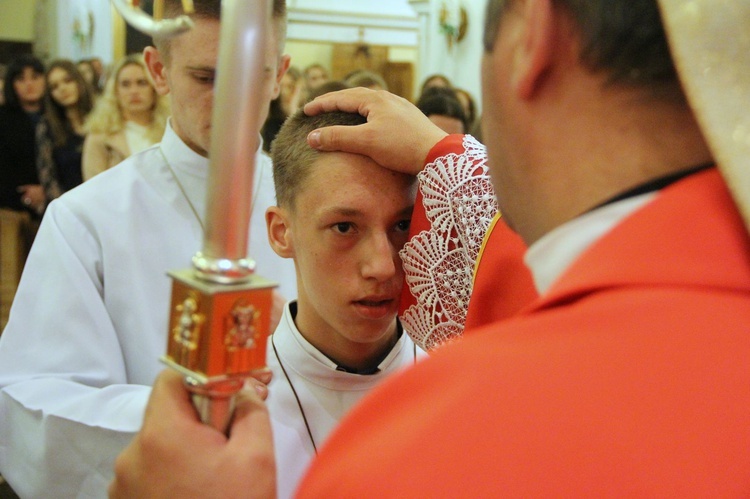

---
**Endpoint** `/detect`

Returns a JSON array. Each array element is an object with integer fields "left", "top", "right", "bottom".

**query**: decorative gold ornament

[
  {"left": 172, "top": 292, "right": 205, "bottom": 366},
  {"left": 439, "top": 3, "right": 469, "bottom": 50},
  {"left": 225, "top": 300, "right": 260, "bottom": 352}
]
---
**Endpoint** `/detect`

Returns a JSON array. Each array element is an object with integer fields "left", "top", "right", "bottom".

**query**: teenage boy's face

[
  {"left": 145, "top": 18, "right": 288, "bottom": 157},
  {"left": 279, "top": 152, "right": 416, "bottom": 366}
]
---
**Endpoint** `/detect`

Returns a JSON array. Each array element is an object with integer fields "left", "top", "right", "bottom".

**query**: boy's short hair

[
  {"left": 153, "top": 0, "right": 287, "bottom": 59},
  {"left": 271, "top": 110, "right": 366, "bottom": 210}
]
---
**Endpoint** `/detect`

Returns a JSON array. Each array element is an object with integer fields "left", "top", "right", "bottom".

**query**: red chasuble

[{"left": 300, "top": 168, "right": 750, "bottom": 496}]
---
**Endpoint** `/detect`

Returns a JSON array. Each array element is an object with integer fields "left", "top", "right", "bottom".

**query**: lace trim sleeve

[{"left": 399, "top": 136, "right": 496, "bottom": 350}]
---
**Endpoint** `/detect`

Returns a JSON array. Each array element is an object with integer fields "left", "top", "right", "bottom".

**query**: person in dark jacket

[{"left": 0, "top": 55, "right": 46, "bottom": 216}]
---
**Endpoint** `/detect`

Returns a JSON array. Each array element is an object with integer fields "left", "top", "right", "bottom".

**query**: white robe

[
  {"left": 0, "top": 122, "right": 297, "bottom": 498},
  {"left": 267, "top": 302, "right": 425, "bottom": 499}
]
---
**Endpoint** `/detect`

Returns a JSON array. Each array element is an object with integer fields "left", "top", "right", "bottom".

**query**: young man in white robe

[
  {"left": 264, "top": 110, "right": 426, "bottom": 498},
  {"left": 0, "top": 1, "right": 294, "bottom": 496}
]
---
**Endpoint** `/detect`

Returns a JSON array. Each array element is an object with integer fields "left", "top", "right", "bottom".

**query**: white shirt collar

[
  {"left": 272, "top": 301, "right": 416, "bottom": 390},
  {"left": 525, "top": 193, "right": 657, "bottom": 295},
  {"left": 158, "top": 119, "right": 268, "bottom": 225},
  {"left": 159, "top": 119, "right": 209, "bottom": 178}
]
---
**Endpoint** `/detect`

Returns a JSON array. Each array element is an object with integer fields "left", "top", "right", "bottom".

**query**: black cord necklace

[
  {"left": 272, "top": 335, "right": 319, "bottom": 454},
  {"left": 271, "top": 334, "right": 419, "bottom": 456}
]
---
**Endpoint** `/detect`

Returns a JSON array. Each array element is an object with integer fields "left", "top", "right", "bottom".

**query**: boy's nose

[{"left": 360, "top": 233, "right": 398, "bottom": 281}]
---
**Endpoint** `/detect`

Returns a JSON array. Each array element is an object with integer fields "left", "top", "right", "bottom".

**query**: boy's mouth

[
  {"left": 356, "top": 299, "right": 392, "bottom": 307},
  {"left": 352, "top": 298, "right": 396, "bottom": 319}
]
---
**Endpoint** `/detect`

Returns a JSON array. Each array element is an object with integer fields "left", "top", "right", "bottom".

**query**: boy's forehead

[
  {"left": 299, "top": 152, "right": 415, "bottom": 199},
  {"left": 309, "top": 151, "right": 379, "bottom": 177},
  {"left": 170, "top": 18, "right": 283, "bottom": 64}
]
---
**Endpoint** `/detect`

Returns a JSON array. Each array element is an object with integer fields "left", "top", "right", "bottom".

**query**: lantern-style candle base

[{"left": 162, "top": 268, "right": 277, "bottom": 432}]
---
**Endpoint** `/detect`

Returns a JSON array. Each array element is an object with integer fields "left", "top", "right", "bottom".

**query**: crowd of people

[
  {"left": 1, "top": 54, "right": 168, "bottom": 217},
  {"left": 261, "top": 62, "right": 481, "bottom": 152},
  {"left": 0, "top": 53, "right": 172, "bottom": 330},
  {"left": 0, "top": 54, "right": 168, "bottom": 242}
]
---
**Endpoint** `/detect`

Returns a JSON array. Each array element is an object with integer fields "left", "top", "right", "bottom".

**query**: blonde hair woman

[{"left": 82, "top": 54, "right": 170, "bottom": 180}]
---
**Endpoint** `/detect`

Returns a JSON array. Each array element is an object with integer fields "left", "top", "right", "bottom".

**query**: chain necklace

[
  {"left": 160, "top": 148, "right": 267, "bottom": 235},
  {"left": 161, "top": 148, "right": 205, "bottom": 232},
  {"left": 271, "top": 332, "right": 418, "bottom": 456}
]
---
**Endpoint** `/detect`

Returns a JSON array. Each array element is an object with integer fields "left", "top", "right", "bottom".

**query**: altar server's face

[{"left": 144, "top": 17, "right": 289, "bottom": 157}]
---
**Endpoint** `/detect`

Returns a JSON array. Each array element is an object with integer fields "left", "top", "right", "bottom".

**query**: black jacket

[{"left": 0, "top": 105, "right": 40, "bottom": 212}]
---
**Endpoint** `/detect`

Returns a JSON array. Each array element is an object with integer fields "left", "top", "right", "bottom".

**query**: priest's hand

[
  {"left": 304, "top": 87, "right": 448, "bottom": 175},
  {"left": 109, "top": 369, "right": 276, "bottom": 499}
]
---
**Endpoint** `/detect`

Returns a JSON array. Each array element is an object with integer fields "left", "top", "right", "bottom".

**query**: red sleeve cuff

[{"left": 424, "top": 134, "right": 467, "bottom": 164}]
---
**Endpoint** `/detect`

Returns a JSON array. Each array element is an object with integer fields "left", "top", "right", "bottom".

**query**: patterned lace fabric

[{"left": 399, "top": 136, "right": 497, "bottom": 350}]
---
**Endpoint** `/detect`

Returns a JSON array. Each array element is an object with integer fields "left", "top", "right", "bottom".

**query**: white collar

[
  {"left": 158, "top": 120, "right": 268, "bottom": 224},
  {"left": 159, "top": 119, "right": 267, "bottom": 177},
  {"left": 525, "top": 192, "right": 657, "bottom": 295},
  {"left": 271, "top": 301, "right": 415, "bottom": 391},
  {"left": 159, "top": 119, "right": 210, "bottom": 179}
]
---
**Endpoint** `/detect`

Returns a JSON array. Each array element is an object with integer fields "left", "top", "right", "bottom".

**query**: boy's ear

[
  {"left": 143, "top": 46, "right": 170, "bottom": 96},
  {"left": 266, "top": 206, "right": 294, "bottom": 258},
  {"left": 271, "top": 54, "right": 292, "bottom": 100}
]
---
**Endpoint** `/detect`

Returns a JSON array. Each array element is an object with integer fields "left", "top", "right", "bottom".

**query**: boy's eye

[
  {"left": 333, "top": 222, "right": 353, "bottom": 234},
  {"left": 192, "top": 73, "right": 215, "bottom": 84},
  {"left": 395, "top": 219, "right": 411, "bottom": 232}
]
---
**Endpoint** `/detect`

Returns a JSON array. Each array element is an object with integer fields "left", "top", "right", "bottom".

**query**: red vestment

[{"left": 299, "top": 168, "right": 750, "bottom": 496}]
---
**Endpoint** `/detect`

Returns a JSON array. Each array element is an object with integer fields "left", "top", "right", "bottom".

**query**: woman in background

[
  {"left": 37, "top": 59, "right": 95, "bottom": 199},
  {"left": 77, "top": 59, "right": 103, "bottom": 97},
  {"left": 416, "top": 86, "right": 468, "bottom": 135},
  {"left": 419, "top": 73, "right": 451, "bottom": 95},
  {"left": 454, "top": 87, "right": 477, "bottom": 133},
  {"left": 344, "top": 69, "right": 388, "bottom": 91},
  {"left": 0, "top": 55, "right": 47, "bottom": 216},
  {"left": 82, "top": 54, "right": 169, "bottom": 180}
]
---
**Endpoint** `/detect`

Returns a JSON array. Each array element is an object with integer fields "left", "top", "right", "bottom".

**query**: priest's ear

[
  {"left": 266, "top": 206, "right": 294, "bottom": 259},
  {"left": 511, "top": 0, "right": 556, "bottom": 99}
]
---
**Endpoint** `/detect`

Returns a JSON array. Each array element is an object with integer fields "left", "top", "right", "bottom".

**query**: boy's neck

[
  {"left": 290, "top": 302, "right": 401, "bottom": 374},
  {"left": 331, "top": 326, "right": 402, "bottom": 375}
]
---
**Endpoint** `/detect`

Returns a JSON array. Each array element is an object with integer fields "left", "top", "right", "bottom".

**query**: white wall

[
  {"left": 288, "top": 0, "right": 416, "bottom": 18},
  {"left": 287, "top": 0, "right": 419, "bottom": 47},
  {"left": 285, "top": 0, "right": 421, "bottom": 97},
  {"left": 4, "top": 0, "right": 113, "bottom": 65},
  {"left": 50, "top": 0, "right": 113, "bottom": 64},
  {"left": 411, "top": 0, "right": 486, "bottom": 112}
]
